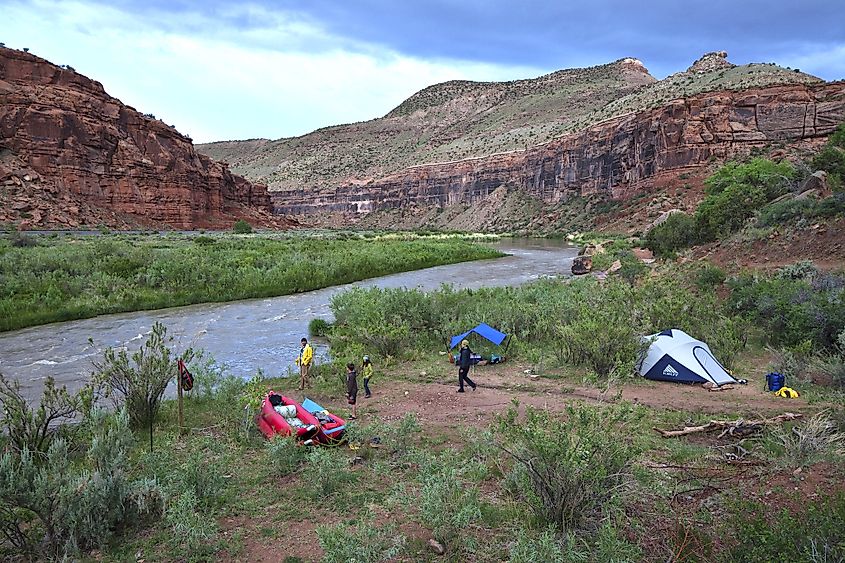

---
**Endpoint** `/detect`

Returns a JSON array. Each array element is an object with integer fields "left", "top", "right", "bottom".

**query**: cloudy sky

[{"left": 2, "top": 0, "right": 843, "bottom": 143}]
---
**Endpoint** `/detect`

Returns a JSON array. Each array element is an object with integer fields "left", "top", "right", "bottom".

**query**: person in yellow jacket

[
  {"left": 295, "top": 337, "right": 313, "bottom": 390},
  {"left": 362, "top": 355, "right": 374, "bottom": 398}
]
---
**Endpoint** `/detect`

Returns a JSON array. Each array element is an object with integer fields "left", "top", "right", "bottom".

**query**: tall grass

[{"left": 0, "top": 234, "right": 502, "bottom": 331}]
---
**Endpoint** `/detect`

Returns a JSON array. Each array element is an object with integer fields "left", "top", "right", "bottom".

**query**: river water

[{"left": 0, "top": 238, "right": 578, "bottom": 402}]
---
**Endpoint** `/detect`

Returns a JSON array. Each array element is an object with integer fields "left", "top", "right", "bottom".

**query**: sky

[{"left": 2, "top": 0, "right": 844, "bottom": 143}]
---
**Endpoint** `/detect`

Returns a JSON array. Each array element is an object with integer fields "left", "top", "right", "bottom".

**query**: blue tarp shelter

[{"left": 449, "top": 323, "right": 508, "bottom": 350}]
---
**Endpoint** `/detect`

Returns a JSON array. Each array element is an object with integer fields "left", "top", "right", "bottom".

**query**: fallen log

[{"left": 653, "top": 412, "right": 803, "bottom": 438}]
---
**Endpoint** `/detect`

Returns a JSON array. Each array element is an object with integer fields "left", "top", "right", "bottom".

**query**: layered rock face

[
  {"left": 273, "top": 81, "right": 845, "bottom": 217},
  {"left": 0, "top": 47, "right": 284, "bottom": 229}
]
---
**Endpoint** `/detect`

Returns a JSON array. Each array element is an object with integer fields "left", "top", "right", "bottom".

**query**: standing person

[
  {"left": 362, "top": 355, "right": 373, "bottom": 398},
  {"left": 346, "top": 362, "right": 358, "bottom": 419},
  {"left": 457, "top": 339, "right": 477, "bottom": 393},
  {"left": 295, "top": 337, "right": 313, "bottom": 390}
]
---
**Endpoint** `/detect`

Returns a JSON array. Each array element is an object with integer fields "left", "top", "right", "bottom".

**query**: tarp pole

[{"left": 503, "top": 334, "right": 512, "bottom": 354}]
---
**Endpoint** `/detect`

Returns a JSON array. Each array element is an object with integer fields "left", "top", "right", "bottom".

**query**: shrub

[
  {"left": 757, "top": 197, "right": 819, "bottom": 227},
  {"left": 508, "top": 526, "right": 584, "bottom": 563},
  {"left": 232, "top": 219, "right": 252, "bottom": 234},
  {"left": 728, "top": 268, "right": 845, "bottom": 349},
  {"left": 494, "top": 402, "right": 641, "bottom": 533},
  {"left": 0, "top": 374, "right": 84, "bottom": 453},
  {"left": 308, "top": 317, "right": 332, "bottom": 338},
  {"left": 696, "top": 158, "right": 796, "bottom": 240},
  {"left": 695, "top": 263, "right": 726, "bottom": 289},
  {"left": 93, "top": 322, "right": 192, "bottom": 429},
  {"left": 767, "top": 411, "right": 845, "bottom": 466},
  {"left": 306, "top": 448, "right": 355, "bottom": 498},
  {"left": 418, "top": 454, "right": 483, "bottom": 544},
  {"left": 317, "top": 514, "right": 405, "bottom": 563},
  {"left": 644, "top": 213, "right": 698, "bottom": 257},
  {"left": 555, "top": 280, "right": 643, "bottom": 378},
  {"left": 265, "top": 435, "right": 307, "bottom": 477},
  {"left": 765, "top": 343, "right": 813, "bottom": 384},
  {"left": 0, "top": 410, "right": 159, "bottom": 559},
  {"left": 726, "top": 494, "right": 845, "bottom": 562},
  {"left": 8, "top": 230, "right": 37, "bottom": 248}
]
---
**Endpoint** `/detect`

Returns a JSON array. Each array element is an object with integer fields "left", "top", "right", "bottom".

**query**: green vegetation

[
  {"left": 232, "top": 219, "right": 253, "bottom": 234},
  {"left": 0, "top": 233, "right": 503, "bottom": 331},
  {"left": 696, "top": 158, "right": 795, "bottom": 240},
  {"left": 728, "top": 262, "right": 845, "bottom": 349},
  {"left": 328, "top": 273, "right": 747, "bottom": 372},
  {"left": 646, "top": 145, "right": 845, "bottom": 257}
]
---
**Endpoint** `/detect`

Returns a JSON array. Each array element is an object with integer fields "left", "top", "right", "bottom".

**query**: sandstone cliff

[
  {"left": 271, "top": 80, "right": 844, "bottom": 227},
  {"left": 0, "top": 47, "right": 287, "bottom": 230}
]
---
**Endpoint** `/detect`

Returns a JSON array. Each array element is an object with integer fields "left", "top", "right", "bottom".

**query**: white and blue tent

[{"left": 638, "top": 329, "right": 737, "bottom": 387}]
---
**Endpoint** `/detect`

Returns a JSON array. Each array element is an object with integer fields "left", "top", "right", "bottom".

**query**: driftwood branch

[{"left": 653, "top": 412, "right": 803, "bottom": 438}]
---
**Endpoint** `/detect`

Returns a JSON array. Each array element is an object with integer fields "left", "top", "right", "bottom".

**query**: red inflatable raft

[{"left": 256, "top": 392, "right": 321, "bottom": 442}]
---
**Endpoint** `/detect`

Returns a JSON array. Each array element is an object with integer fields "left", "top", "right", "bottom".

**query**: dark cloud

[
  {"left": 276, "top": 0, "right": 845, "bottom": 78},
  {"left": 64, "top": 0, "right": 845, "bottom": 79}
]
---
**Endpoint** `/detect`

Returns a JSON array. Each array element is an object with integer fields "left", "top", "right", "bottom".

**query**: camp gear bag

[
  {"left": 177, "top": 359, "right": 194, "bottom": 391},
  {"left": 765, "top": 372, "right": 785, "bottom": 392}
]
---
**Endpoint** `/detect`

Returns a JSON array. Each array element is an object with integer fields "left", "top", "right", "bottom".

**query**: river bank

[
  {"left": 0, "top": 238, "right": 579, "bottom": 402},
  {"left": 0, "top": 231, "right": 505, "bottom": 332}
]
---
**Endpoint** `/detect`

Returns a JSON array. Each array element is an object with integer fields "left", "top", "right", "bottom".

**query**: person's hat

[
  {"left": 363, "top": 355, "right": 370, "bottom": 362},
  {"left": 461, "top": 339, "right": 469, "bottom": 348}
]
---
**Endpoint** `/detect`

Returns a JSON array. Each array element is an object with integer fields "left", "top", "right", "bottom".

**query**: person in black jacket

[{"left": 457, "top": 339, "right": 477, "bottom": 393}]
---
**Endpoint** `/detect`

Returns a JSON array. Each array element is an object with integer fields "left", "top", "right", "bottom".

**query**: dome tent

[{"left": 638, "top": 329, "right": 737, "bottom": 387}]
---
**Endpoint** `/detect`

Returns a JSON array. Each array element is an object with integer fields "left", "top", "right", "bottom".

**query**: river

[{"left": 0, "top": 238, "right": 578, "bottom": 402}]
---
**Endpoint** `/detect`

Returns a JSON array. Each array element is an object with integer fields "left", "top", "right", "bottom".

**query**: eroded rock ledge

[
  {"left": 0, "top": 47, "right": 288, "bottom": 229},
  {"left": 273, "top": 81, "right": 844, "bottom": 219}
]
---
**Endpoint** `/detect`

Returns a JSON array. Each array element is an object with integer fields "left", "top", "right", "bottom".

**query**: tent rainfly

[
  {"left": 449, "top": 323, "right": 508, "bottom": 350},
  {"left": 638, "top": 329, "right": 738, "bottom": 387}
]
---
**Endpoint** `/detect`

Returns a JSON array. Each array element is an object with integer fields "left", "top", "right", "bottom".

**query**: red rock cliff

[
  {"left": 272, "top": 81, "right": 845, "bottom": 217},
  {"left": 0, "top": 47, "right": 285, "bottom": 229}
]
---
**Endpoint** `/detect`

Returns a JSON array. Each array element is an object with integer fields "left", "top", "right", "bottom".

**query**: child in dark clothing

[{"left": 346, "top": 362, "right": 358, "bottom": 419}]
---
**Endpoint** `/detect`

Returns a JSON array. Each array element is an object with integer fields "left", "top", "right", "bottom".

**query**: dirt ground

[{"left": 218, "top": 358, "right": 834, "bottom": 562}]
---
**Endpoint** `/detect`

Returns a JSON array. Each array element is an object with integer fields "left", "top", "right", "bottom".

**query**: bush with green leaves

[
  {"left": 0, "top": 409, "right": 161, "bottom": 559},
  {"left": 494, "top": 402, "right": 642, "bottom": 533},
  {"left": 232, "top": 219, "right": 253, "bottom": 234},
  {"left": 94, "top": 322, "right": 192, "bottom": 429},
  {"left": 696, "top": 158, "right": 796, "bottom": 241},
  {"left": 0, "top": 373, "right": 85, "bottom": 453},
  {"left": 728, "top": 266, "right": 845, "bottom": 349},
  {"left": 308, "top": 317, "right": 332, "bottom": 337},
  {"left": 726, "top": 494, "right": 845, "bottom": 563},
  {"left": 306, "top": 447, "right": 356, "bottom": 499},
  {"left": 555, "top": 280, "right": 644, "bottom": 378},
  {"left": 695, "top": 263, "right": 727, "bottom": 289},
  {"left": 644, "top": 212, "right": 699, "bottom": 257},
  {"left": 265, "top": 435, "right": 308, "bottom": 477},
  {"left": 508, "top": 526, "right": 585, "bottom": 563},
  {"left": 812, "top": 123, "right": 845, "bottom": 189},
  {"left": 417, "top": 454, "right": 483, "bottom": 545},
  {"left": 317, "top": 513, "right": 406, "bottom": 563}
]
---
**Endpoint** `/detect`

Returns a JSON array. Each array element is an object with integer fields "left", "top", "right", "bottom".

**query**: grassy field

[
  {"left": 0, "top": 231, "right": 504, "bottom": 332},
  {"left": 5, "top": 349, "right": 842, "bottom": 562},
  {"left": 2, "top": 250, "right": 845, "bottom": 561}
]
